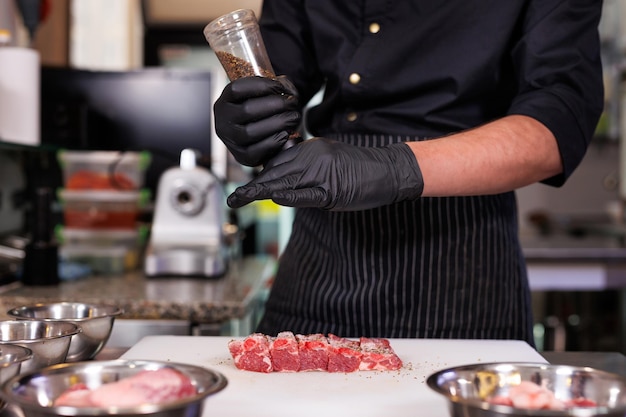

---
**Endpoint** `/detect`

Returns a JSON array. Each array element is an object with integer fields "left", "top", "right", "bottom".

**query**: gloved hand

[
  {"left": 227, "top": 137, "right": 424, "bottom": 211},
  {"left": 214, "top": 75, "right": 302, "bottom": 167}
]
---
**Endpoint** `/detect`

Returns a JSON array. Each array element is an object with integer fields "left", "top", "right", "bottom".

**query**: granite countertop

[
  {"left": 0, "top": 255, "right": 276, "bottom": 324},
  {"left": 2, "top": 234, "right": 626, "bottom": 322}
]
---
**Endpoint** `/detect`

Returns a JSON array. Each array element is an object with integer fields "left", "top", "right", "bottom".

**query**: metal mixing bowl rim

[
  {"left": 0, "top": 320, "right": 82, "bottom": 343},
  {"left": 7, "top": 302, "right": 125, "bottom": 322},
  {"left": 0, "top": 344, "right": 33, "bottom": 367},
  {"left": 426, "top": 361, "right": 626, "bottom": 417},
  {"left": 1, "top": 359, "right": 228, "bottom": 415}
]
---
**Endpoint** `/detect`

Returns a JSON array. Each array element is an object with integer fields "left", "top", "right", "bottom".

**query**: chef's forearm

[{"left": 407, "top": 115, "right": 562, "bottom": 197}]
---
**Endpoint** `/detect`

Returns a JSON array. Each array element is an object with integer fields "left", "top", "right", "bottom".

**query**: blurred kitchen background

[{"left": 0, "top": 0, "right": 626, "bottom": 353}]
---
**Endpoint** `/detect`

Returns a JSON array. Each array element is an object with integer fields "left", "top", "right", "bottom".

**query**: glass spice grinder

[
  {"left": 203, "top": 9, "right": 275, "bottom": 81},
  {"left": 204, "top": 9, "right": 302, "bottom": 149}
]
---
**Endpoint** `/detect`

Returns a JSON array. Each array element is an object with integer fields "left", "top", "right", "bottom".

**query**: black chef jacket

[
  {"left": 254, "top": 0, "right": 604, "bottom": 342},
  {"left": 259, "top": 0, "right": 604, "bottom": 186}
]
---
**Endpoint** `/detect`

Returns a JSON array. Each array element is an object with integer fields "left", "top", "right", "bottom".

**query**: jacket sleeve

[{"left": 507, "top": 0, "right": 604, "bottom": 186}]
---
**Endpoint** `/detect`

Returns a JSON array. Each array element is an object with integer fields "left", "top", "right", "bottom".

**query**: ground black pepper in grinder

[
  {"left": 214, "top": 51, "right": 275, "bottom": 80},
  {"left": 22, "top": 187, "right": 59, "bottom": 286},
  {"left": 204, "top": 9, "right": 302, "bottom": 148}
]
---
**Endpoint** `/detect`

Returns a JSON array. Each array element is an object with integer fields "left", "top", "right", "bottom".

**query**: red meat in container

[
  {"left": 53, "top": 384, "right": 93, "bottom": 407},
  {"left": 54, "top": 368, "right": 196, "bottom": 408}
]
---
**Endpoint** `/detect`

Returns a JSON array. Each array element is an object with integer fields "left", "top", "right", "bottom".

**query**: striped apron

[{"left": 256, "top": 133, "right": 535, "bottom": 346}]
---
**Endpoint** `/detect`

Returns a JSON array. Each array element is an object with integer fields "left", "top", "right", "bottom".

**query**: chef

[{"left": 214, "top": 0, "right": 604, "bottom": 344}]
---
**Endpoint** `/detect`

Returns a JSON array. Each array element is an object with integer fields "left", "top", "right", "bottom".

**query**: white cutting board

[{"left": 122, "top": 336, "right": 547, "bottom": 417}]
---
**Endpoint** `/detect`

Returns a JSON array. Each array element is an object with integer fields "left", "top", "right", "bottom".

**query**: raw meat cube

[
  {"left": 270, "top": 331, "right": 300, "bottom": 372},
  {"left": 296, "top": 333, "right": 329, "bottom": 371},
  {"left": 327, "top": 334, "right": 362, "bottom": 373},
  {"left": 358, "top": 337, "right": 403, "bottom": 371},
  {"left": 228, "top": 333, "right": 273, "bottom": 373}
]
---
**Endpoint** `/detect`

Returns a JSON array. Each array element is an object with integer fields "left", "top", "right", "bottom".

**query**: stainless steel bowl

[
  {"left": 0, "top": 344, "right": 33, "bottom": 411},
  {"left": 7, "top": 302, "right": 123, "bottom": 362},
  {"left": 0, "top": 320, "right": 81, "bottom": 374},
  {"left": 427, "top": 362, "right": 626, "bottom": 417},
  {"left": 0, "top": 344, "right": 32, "bottom": 385},
  {"left": 0, "top": 359, "right": 228, "bottom": 417}
]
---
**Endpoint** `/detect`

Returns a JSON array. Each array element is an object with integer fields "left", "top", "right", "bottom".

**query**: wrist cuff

[{"left": 388, "top": 143, "right": 424, "bottom": 201}]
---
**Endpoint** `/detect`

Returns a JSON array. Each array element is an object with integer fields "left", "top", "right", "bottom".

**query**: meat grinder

[{"left": 144, "top": 149, "right": 227, "bottom": 278}]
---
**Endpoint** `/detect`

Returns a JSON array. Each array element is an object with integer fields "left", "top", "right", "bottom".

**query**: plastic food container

[
  {"left": 60, "top": 245, "right": 130, "bottom": 275},
  {"left": 56, "top": 227, "right": 148, "bottom": 274},
  {"left": 58, "top": 189, "right": 149, "bottom": 229},
  {"left": 57, "top": 150, "right": 151, "bottom": 191},
  {"left": 56, "top": 226, "right": 146, "bottom": 245}
]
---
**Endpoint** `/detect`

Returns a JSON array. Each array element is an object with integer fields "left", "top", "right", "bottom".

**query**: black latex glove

[
  {"left": 227, "top": 138, "right": 424, "bottom": 211},
  {"left": 214, "top": 75, "right": 302, "bottom": 167}
]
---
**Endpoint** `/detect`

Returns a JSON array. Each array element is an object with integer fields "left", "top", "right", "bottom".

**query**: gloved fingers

[
  {"left": 225, "top": 76, "right": 295, "bottom": 101},
  {"left": 215, "top": 111, "right": 300, "bottom": 152},
  {"left": 239, "top": 94, "right": 299, "bottom": 122},
  {"left": 226, "top": 181, "right": 273, "bottom": 208},
  {"left": 259, "top": 143, "right": 304, "bottom": 170},
  {"left": 225, "top": 131, "right": 290, "bottom": 166},
  {"left": 213, "top": 75, "right": 302, "bottom": 168},
  {"left": 240, "top": 111, "right": 301, "bottom": 143},
  {"left": 216, "top": 94, "right": 299, "bottom": 128},
  {"left": 271, "top": 188, "right": 331, "bottom": 209},
  {"left": 226, "top": 191, "right": 253, "bottom": 208},
  {"left": 226, "top": 173, "right": 299, "bottom": 208},
  {"left": 275, "top": 75, "right": 299, "bottom": 97},
  {"left": 219, "top": 110, "right": 300, "bottom": 147},
  {"left": 227, "top": 178, "right": 330, "bottom": 209}
]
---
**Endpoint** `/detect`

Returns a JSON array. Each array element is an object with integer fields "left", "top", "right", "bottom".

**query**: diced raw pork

[
  {"left": 327, "top": 334, "right": 362, "bottom": 373},
  {"left": 54, "top": 368, "right": 196, "bottom": 408},
  {"left": 270, "top": 331, "right": 300, "bottom": 372},
  {"left": 358, "top": 336, "right": 403, "bottom": 371},
  {"left": 296, "top": 333, "right": 329, "bottom": 372},
  {"left": 228, "top": 333, "right": 273, "bottom": 373}
]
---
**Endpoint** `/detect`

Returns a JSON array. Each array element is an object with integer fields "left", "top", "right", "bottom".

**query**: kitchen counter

[
  {"left": 522, "top": 233, "right": 626, "bottom": 353},
  {"left": 522, "top": 234, "right": 626, "bottom": 291},
  {"left": 0, "top": 233, "right": 624, "bottom": 346},
  {"left": 523, "top": 234, "right": 626, "bottom": 262},
  {"left": 542, "top": 351, "right": 626, "bottom": 377},
  {"left": 0, "top": 255, "right": 275, "bottom": 326}
]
